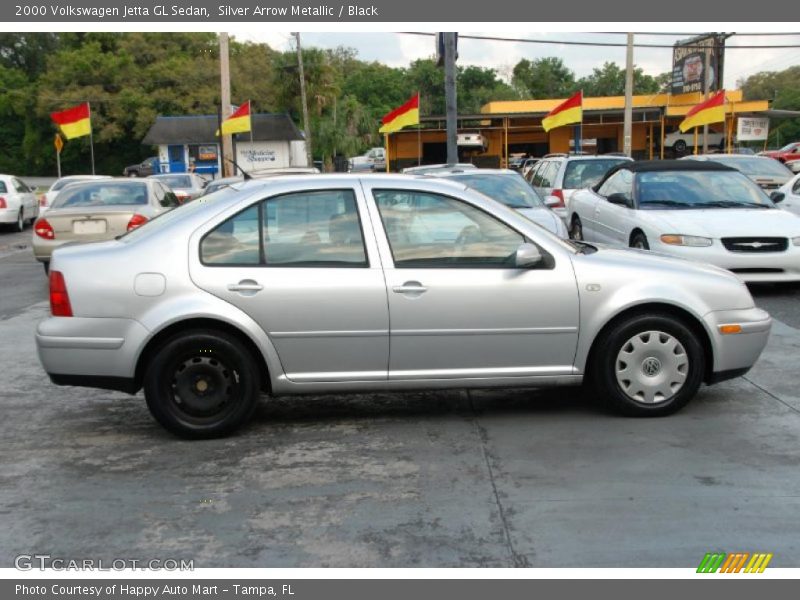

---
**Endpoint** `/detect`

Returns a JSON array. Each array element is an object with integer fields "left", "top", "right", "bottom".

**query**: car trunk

[{"left": 43, "top": 206, "right": 141, "bottom": 242}]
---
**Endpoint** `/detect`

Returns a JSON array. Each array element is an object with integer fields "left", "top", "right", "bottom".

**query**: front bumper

[
  {"left": 653, "top": 240, "right": 800, "bottom": 283},
  {"left": 703, "top": 307, "right": 772, "bottom": 377},
  {"left": 36, "top": 316, "right": 150, "bottom": 391}
]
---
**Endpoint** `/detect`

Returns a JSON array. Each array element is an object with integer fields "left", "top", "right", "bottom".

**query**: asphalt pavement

[{"left": 1, "top": 224, "right": 799, "bottom": 568}]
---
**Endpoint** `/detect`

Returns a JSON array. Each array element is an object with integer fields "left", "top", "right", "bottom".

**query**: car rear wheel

[
  {"left": 630, "top": 232, "right": 649, "bottom": 250},
  {"left": 15, "top": 210, "right": 24, "bottom": 232},
  {"left": 589, "top": 314, "right": 705, "bottom": 416},
  {"left": 143, "top": 330, "right": 261, "bottom": 438},
  {"left": 569, "top": 215, "right": 583, "bottom": 240},
  {"left": 673, "top": 140, "right": 687, "bottom": 154}
]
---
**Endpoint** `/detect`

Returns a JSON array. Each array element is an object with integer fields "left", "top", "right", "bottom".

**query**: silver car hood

[{"left": 515, "top": 207, "right": 562, "bottom": 236}]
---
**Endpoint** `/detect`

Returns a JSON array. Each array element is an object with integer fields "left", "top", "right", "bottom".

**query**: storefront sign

[{"left": 737, "top": 117, "right": 769, "bottom": 141}]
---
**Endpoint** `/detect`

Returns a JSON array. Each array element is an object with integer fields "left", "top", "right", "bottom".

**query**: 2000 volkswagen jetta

[{"left": 36, "top": 174, "right": 772, "bottom": 438}]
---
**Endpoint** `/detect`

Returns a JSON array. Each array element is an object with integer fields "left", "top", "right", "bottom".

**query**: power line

[
  {"left": 595, "top": 32, "right": 800, "bottom": 37},
  {"left": 400, "top": 32, "right": 800, "bottom": 50}
]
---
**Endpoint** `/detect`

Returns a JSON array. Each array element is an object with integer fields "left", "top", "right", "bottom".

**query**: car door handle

[
  {"left": 227, "top": 280, "right": 263, "bottom": 293},
  {"left": 392, "top": 282, "right": 428, "bottom": 295}
]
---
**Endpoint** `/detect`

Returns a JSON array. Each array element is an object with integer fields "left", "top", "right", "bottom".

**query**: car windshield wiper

[
  {"left": 506, "top": 203, "right": 533, "bottom": 209},
  {"left": 693, "top": 201, "right": 772, "bottom": 209},
  {"left": 639, "top": 200, "right": 693, "bottom": 208}
]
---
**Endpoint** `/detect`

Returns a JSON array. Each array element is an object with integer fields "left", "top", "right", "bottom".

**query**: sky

[{"left": 228, "top": 31, "right": 800, "bottom": 91}]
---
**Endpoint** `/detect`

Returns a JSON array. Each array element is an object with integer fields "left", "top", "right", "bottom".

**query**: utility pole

[
  {"left": 702, "top": 38, "right": 712, "bottom": 154},
  {"left": 444, "top": 32, "right": 458, "bottom": 165},
  {"left": 623, "top": 32, "right": 634, "bottom": 158},
  {"left": 294, "top": 32, "right": 313, "bottom": 168},
  {"left": 219, "top": 32, "right": 234, "bottom": 177}
]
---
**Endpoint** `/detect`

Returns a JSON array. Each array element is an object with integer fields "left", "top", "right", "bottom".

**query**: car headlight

[
  {"left": 660, "top": 234, "right": 713, "bottom": 247},
  {"left": 793, "top": 237, "right": 800, "bottom": 247}
]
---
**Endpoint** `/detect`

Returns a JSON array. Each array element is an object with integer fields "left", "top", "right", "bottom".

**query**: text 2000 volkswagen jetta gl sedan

[{"left": 36, "top": 175, "right": 772, "bottom": 438}]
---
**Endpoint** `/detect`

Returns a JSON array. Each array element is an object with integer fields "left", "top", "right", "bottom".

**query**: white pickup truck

[{"left": 348, "top": 147, "right": 386, "bottom": 172}]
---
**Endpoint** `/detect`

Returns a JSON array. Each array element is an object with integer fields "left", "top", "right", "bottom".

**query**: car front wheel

[
  {"left": 589, "top": 314, "right": 705, "bottom": 416},
  {"left": 630, "top": 232, "right": 649, "bottom": 250},
  {"left": 569, "top": 215, "right": 583, "bottom": 240},
  {"left": 143, "top": 330, "right": 261, "bottom": 438},
  {"left": 673, "top": 140, "right": 687, "bottom": 154}
]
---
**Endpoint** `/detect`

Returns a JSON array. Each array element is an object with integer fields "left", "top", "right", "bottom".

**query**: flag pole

[
  {"left": 249, "top": 100, "right": 254, "bottom": 145},
  {"left": 693, "top": 127, "right": 698, "bottom": 155},
  {"left": 56, "top": 143, "right": 61, "bottom": 179},
  {"left": 88, "top": 102, "right": 96, "bottom": 175},
  {"left": 417, "top": 91, "right": 422, "bottom": 166}
]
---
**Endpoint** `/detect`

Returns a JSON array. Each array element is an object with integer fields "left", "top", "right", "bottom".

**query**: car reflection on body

[{"left": 36, "top": 174, "right": 770, "bottom": 438}]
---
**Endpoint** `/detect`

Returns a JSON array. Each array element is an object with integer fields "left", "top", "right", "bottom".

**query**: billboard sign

[
  {"left": 737, "top": 117, "right": 770, "bottom": 141},
  {"left": 671, "top": 34, "right": 725, "bottom": 95}
]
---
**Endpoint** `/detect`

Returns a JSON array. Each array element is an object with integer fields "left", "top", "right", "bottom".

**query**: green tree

[
  {"left": 740, "top": 66, "right": 800, "bottom": 147},
  {"left": 511, "top": 57, "right": 575, "bottom": 99}
]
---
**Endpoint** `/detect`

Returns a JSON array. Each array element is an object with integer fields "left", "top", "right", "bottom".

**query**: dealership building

[{"left": 384, "top": 89, "right": 791, "bottom": 171}]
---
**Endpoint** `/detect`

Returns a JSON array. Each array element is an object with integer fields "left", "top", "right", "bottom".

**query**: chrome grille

[{"left": 722, "top": 237, "right": 788, "bottom": 253}]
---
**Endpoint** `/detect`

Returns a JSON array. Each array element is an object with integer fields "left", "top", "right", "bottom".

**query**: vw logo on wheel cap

[{"left": 642, "top": 357, "right": 662, "bottom": 377}]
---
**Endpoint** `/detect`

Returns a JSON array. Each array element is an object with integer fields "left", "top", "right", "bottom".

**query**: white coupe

[{"left": 568, "top": 160, "right": 800, "bottom": 283}]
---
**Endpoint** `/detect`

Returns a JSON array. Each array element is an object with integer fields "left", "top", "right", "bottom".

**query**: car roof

[
  {"left": 434, "top": 169, "right": 519, "bottom": 177},
  {"left": 684, "top": 153, "right": 773, "bottom": 160}
]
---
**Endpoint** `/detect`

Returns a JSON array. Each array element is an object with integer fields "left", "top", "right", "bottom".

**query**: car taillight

[
  {"left": 127, "top": 214, "right": 148, "bottom": 231},
  {"left": 175, "top": 193, "right": 190, "bottom": 204},
  {"left": 0, "top": 197, "right": 6, "bottom": 209},
  {"left": 49, "top": 270, "right": 73, "bottom": 317},
  {"left": 39, "top": 194, "right": 47, "bottom": 207},
  {"left": 34, "top": 218, "right": 55, "bottom": 240},
  {"left": 551, "top": 189, "right": 565, "bottom": 207}
]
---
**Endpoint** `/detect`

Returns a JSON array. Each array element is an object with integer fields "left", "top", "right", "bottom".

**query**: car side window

[
  {"left": 263, "top": 189, "right": 367, "bottom": 267},
  {"left": 201, "top": 205, "right": 261, "bottom": 265},
  {"left": 530, "top": 161, "right": 548, "bottom": 186},
  {"left": 12, "top": 178, "right": 28, "bottom": 193},
  {"left": 0, "top": 181, "right": 7, "bottom": 194},
  {"left": 373, "top": 190, "right": 525, "bottom": 268},
  {"left": 598, "top": 170, "right": 634, "bottom": 202},
  {"left": 793, "top": 178, "right": 800, "bottom": 195},
  {"left": 156, "top": 183, "right": 179, "bottom": 208},
  {"left": 538, "top": 162, "right": 558, "bottom": 188}
]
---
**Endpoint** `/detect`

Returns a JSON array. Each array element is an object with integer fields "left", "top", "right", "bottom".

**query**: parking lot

[{"left": 1, "top": 225, "right": 799, "bottom": 568}]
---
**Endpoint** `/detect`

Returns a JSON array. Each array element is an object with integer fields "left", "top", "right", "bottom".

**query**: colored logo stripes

[{"left": 697, "top": 552, "right": 773, "bottom": 573}]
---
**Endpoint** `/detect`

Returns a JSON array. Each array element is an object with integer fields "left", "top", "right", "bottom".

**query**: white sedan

[
  {"left": 39, "top": 175, "right": 111, "bottom": 215},
  {"left": 568, "top": 160, "right": 800, "bottom": 283},
  {"left": 0, "top": 174, "right": 38, "bottom": 232},
  {"left": 772, "top": 172, "right": 800, "bottom": 217}
]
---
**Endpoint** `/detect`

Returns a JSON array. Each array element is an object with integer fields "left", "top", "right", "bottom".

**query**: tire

[
  {"left": 42, "top": 261, "right": 49, "bottom": 275},
  {"left": 673, "top": 140, "right": 687, "bottom": 154},
  {"left": 569, "top": 215, "right": 584, "bottom": 241},
  {"left": 630, "top": 231, "right": 649, "bottom": 250},
  {"left": 589, "top": 314, "right": 705, "bottom": 417},
  {"left": 14, "top": 209, "right": 24, "bottom": 232},
  {"left": 143, "top": 330, "right": 261, "bottom": 439},
  {"left": 128, "top": 171, "right": 138, "bottom": 178}
]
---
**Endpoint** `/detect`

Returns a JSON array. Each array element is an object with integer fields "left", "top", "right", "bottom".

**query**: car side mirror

[
  {"left": 607, "top": 193, "right": 633, "bottom": 208},
  {"left": 544, "top": 196, "right": 561, "bottom": 208},
  {"left": 770, "top": 191, "right": 785, "bottom": 204},
  {"left": 515, "top": 243, "right": 543, "bottom": 268}
]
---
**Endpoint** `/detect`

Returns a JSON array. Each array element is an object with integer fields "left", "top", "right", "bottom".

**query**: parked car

[
  {"left": 36, "top": 174, "right": 771, "bottom": 438},
  {"left": 434, "top": 169, "right": 569, "bottom": 238},
  {"left": 759, "top": 142, "right": 800, "bottom": 163},
  {"left": 525, "top": 154, "right": 633, "bottom": 220},
  {"left": 783, "top": 159, "right": 800, "bottom": 174},
  {"left": 770, "top": 172, "right": 800, "bottom": 217},
  {"left": 0, "top": 174, "right": 38, "bottom": 232},
  {"left": 521, "top": 158, "right": 540, "bottom": 179},
  {"left": 682, "top": 154, "right": 793, "bottom": 192},
  {"left": 39, "top": 175, "right": 111, "bottom": 215},
  {"left": 149, "top": 173, "right": 208, "bottom": 203},
  {"left": 662, "top": 130, "right": 725, "bottom": 154},
  {"left": 32, "top": 178, "right": 179, "bottom": 273},
  {"left": 507, "top": 153, "right": 528, "bottom": 171},
  {"left": 568, "top": 160, "right": 800, "bottom": 283},
  {"left": 402, "top": 163, "right": 478, "bottom": 175},
  {"left": 123, "top": 156, "right": 160, "bottom": 177},
  {"left": 348, "top": 147, "right": 386, "bottom": 172}
]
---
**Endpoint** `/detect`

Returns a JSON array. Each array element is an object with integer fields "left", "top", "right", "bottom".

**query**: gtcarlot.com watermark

[{"left": 14, "top": 554, "right": 194, "bottom": 571}]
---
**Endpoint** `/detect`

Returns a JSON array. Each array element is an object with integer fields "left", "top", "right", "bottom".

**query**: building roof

[{"left": 142, "top": 113, "right": 304, "bottom": 145}]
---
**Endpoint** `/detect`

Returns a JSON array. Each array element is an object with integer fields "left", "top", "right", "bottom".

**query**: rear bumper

[
  {"left": 36, "top": 317, "right": 150, "bottom": 387},
  {"left": 0, "top": 208, "right": 19, "bottom": 223},
  {"left": 703, "top": 307, "right": 772, "bottom": 377}
]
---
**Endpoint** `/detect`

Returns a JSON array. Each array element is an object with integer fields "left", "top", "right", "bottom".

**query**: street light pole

[
  {"left": 444, "top": 32, "right": 458, "bottom": 165},
  {"left": 294, "top": 32, "right": 314, "bottom": 168},
  {"left": 219, "top": 32, "right": 233, "bottom": 177}
]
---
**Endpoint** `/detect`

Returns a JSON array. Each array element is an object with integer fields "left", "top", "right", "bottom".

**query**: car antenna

[{"left": 223, "top": 157, "right": 252, "bottom": 180}]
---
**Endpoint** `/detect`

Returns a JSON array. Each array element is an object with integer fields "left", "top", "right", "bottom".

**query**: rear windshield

[
  {"left": 563, "top": 159, "right": 629, "bottom": 189},
  {"left": 156, "top": 175, "right": 193, "bottom": 188},
  {"left": 51, "top": 177, "right": 92, "bottom": 192},
  {"left": 52, "top": 182, "right": 148, "bottom": 208},
  {"left": 704, "top": 156, "right": 792, "bottom": 178}
]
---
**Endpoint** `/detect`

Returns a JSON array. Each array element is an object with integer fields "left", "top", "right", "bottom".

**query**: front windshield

[
  {"left": 563, "top": 159, "right": 629, "bottom": 189},
  {"left": 119, "top": 186, "right": 242, "bottom": 242},
  {"left": 156, "top": 175, "right": 193, "bottom": 188},
  {"left": 706, "top": 156, "right": 792, "bottom": 177},
  {"left": 636, "top": 170, "right": 774, "bottom": 210},
  {"left": 448, "top": 173, "right": 543, "bottom": 208}
]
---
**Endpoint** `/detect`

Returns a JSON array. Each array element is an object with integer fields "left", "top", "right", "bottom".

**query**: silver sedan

[{"left": 36, "top": 175, "right": 772, "bottom": 438}]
